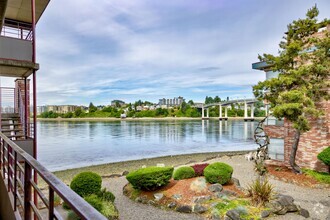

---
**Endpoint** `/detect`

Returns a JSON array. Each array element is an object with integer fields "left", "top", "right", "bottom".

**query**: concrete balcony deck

[{"left": 0, "top": 36, "right": 38, "bottom": 77}]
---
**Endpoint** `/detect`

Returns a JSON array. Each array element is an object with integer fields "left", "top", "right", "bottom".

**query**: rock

[
  {"left": 122, "top": 170, "right": 129, "bottom": 176},
  {"left": 298, "top": 208, "right": 310, "bottom": 218},
  {"left": 190, "top": 177, "right": 207, "bottom": 193},
  {"left": 268, "top": 201, "right": 285, "bottom": 214},
  {"left": 231, "top": 177, "right": 241, "bottom": 186},
  {"left": 276, "top": 207, "right": 288, "bottom": 215},
  {"left": 208, "top": 183, "right": 223, "bottom": 192},
  {"left": 176, "top": 205, "right": 192, "bottom": 213},
  {"left": 153, "top": 193, "right": 164, "bottom": 201},
  {"left": 193, "top": 195, "right": 211, "bottom": 203},
  {"left": 107, "top": 174, "right": 122, "bottom": 178},
  {"left": 286, "top": 204, "right": 298, "bottom": 212},
  {"left": 211, "top": 213, "right": 221, "bottom": 220},
  {"left": 222, "top": 189, "right": 237, "bottom": 197},
  {"left": 226, "top": 209, "right": 240, "bottom": 220},
  {"left": 148, "top": 200, "right": 156, "bottom": 205},
  {"left": 135, "top": 195, "right": 148, "bottom": 204},
  {"left": 193, "top": 204, "right": 208, "bottom": 213},
  {"left": 167, "top": 202, "right": 176, "bottom": 209},
  {"left": 277, "top": 195, "right": 294, "bottom": 206},
  {"left": 214, "top": 192, "right": 229, "bottom": 200},
  {"left": 261, "top": 210, "right": 270, "bottom": 218},
  {"left": 172, "top": 194, "right": 182, "bottom": 200}
]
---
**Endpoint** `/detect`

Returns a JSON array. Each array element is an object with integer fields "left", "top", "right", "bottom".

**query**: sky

[{"left": 4, "top": 0, "right": 330, "bottom": 106}]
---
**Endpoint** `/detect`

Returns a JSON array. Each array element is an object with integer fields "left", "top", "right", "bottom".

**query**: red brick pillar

[{"left": 15, "top": 79, "right": 30, "bottom": 135}]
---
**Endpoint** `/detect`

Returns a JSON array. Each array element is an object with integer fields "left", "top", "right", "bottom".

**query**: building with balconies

[{"left": 0, "top": 1, "right": 106, "bottom": 219}]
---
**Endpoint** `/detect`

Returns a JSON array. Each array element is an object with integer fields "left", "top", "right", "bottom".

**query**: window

[{"left": 268, "top": 138, "right": 284, "bottom": 161}]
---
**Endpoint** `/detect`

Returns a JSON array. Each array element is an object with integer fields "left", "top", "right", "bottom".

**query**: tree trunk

[{"left": 289, "top": 129, "right": 302, "bottom": 174}]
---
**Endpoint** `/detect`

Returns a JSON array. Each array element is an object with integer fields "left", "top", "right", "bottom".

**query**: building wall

[{"left": 265, "top": 100, "right": 329, "bottom": 172}]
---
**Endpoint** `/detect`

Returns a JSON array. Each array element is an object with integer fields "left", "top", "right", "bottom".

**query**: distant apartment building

[
  {"left": 159, "top": 96, "right": 185, "bottom": 107},
  {"left": 111, "top": 100, "right": 125, "bottom": 107},
  {"left": 45, "top": 105, "right": 79, "bottom": 114}
]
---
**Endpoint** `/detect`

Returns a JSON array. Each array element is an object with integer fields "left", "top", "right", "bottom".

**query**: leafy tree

[
  {"left": 214, "top": 96, "right": 221, "bottom": 103},
  {"left": 89, "top": 102, "right": 97, "bottom": 113},
  {"left": 180, "top": 101, "right": 188, "bottom": 114},
  {"left": 205, "top": 96, "right": 214, "bottom": 104},
  {"left": 253, "top": 6, "right": 330, "bottom": 173},
  {"left": 188, "top": 100, "right": 194, "bottom": 105},
  {"left": 74, "top": 107, "right": 83, "bottom": 117}
]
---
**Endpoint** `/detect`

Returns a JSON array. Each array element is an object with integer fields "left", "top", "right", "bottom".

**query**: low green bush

[
  {"left": 101, "top": 200, "right": 119, "bottom": 219},
  {"left": 97, "top": 188, "right": 116, "bottom": 202},
  {"left": 67, "top": 210, "right": 80, "bottom": 220},
  {"left": 317, "top": 147, "right": 330, "bottom": 166},
  {"left": 126, "top": 166, "right": 174, "bottom": 191},
  {"left": 70, "top": 172, "right": 102, "bottom": 197},
  {"left": 204, "top": 162, "right": 233, "bottom": 184},
  {"left": 84, "top": 194, "right": 103, "bottom": 212},
  {"left": 173, "top": 166, "right": 195, "bottom": 180}
]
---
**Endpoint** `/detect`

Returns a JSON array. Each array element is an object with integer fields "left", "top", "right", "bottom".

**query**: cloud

[{"left": 24, "top": 0, "right": 330, "bottom": 105}]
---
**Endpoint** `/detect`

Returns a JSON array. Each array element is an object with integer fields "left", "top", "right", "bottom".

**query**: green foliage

[
  {"left": 253, "top": 6, "right": 330, "bottom": 132},
  {"left": 67, "top": 210, "right": 80, "bottom": 220},
  {"left": 173, "top": 166, "right": 196, "bottom": 180},
  {"left": 62, "top": 201, "right": 71, "bottom": 210},
  {"left": 204, "top": 162, "right": 233, "bottom": 184},
  {"left": 214, "top": 199, "right": 250, "bottom": 217},
  {"left": 39, "top": 111, "right": 59, "bottom": 118},
  {"left": 101, "top": 200, "right": 119, "bottom": 219},
  {"left": 70, "top": 172, "right": 102, "bottom": 197},
  {"left": 53, "top": 194, "right": 61, "bottom": 206},
  {"left": 126, "top": 166, "right": 174, "bottom": 191},
  {"left": 247, "top": 178, "right": 274, "bottom": 206},
  {"left": 84, "top": 194, "right": 103, "bottom": 212},
  {"left": 317, "top": 147, "right": 330, "bottom": 166},
  {"left": 89, "top": 102, "right": 98, "bottom": 113},
  {"left": 303, "top": 169, "right": 330, "bottom": 184},
  {"left": 97, "top": 188, "right": 116, "bottom": 202}
]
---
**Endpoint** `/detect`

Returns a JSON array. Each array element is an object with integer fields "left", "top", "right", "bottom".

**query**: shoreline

[
  {"left": 37, "top": 117, "right": 264, "bottom": 122},
  {"left": 53, "top": 150, "right": 252, "bottom": 184}
]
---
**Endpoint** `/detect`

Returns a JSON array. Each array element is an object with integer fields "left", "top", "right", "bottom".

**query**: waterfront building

[
  {"left": 252, "top": 24, "right": 330, "bottom": 172},
  {"left": 0, "top": 1, "right": 103, "bottom": 219},
  {"left": 159, "top": 96, "right": 185, "bottom": 107},
  {"left": 46, "top": 104, "right": 79, "bottom": 114}
]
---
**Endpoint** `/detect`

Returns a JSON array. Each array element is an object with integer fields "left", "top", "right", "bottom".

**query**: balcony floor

[{"left": 0, "top": 58, "right": 39, "bottom": 77}]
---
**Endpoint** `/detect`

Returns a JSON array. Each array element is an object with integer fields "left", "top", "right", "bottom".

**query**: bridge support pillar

[
  {"left": 225, "top": 106, "right": 228, "bottom": 119},
  {"left": 244, "top": 103, "right": 255, "bottom": 121},
  {"left": 202, "top": 106, "right": 209, "bottom": 120},
  {"left": 206, "top": 108, "right": 209, "bottom": 118},
  {"left": 219, "top": 105, "right": 228, "bottom": 120}
]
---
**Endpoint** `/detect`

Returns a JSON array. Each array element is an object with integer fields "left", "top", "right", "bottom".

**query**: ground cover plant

[
  {"left": 173, "top": 166, "right": 195, "bottom": 180},
  {"left": 317, "top": 147, "right": 330, "bottom": 172},
  {"left": 204, "top": 162, "right": 233, "bottom": 184},
  {"left": 303, "top": 169, "right": 330, "bottom": 184},
  {"left": 126, "top": 166, "right": 174, "bottom": 191}
]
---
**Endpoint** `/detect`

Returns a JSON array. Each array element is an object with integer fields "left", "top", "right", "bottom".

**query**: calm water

[{"left": 37, "top": 120, "right": 258, "bottom": 171}]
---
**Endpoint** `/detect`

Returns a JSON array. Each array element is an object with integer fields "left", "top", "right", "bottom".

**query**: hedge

[
  {"left": 204, "top": 162, "right": 233, "bottom": 184},
  {"left": 173, "top": 166, "right": 195, "bottom": 180},
  {"left": 126, "top": 166, "right": 173, "bottom": 191}
]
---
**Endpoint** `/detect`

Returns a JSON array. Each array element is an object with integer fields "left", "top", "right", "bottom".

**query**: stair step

[
  {"left": 1, "top": 118, "right": 20, "bottom": 121},
  {"left": 1, "top": 129, "right": 23, "bottom": 132},
  {"left": 6, "top": 134, "right": 25, "bottom": 138},
  {"left": 1, "top": 123, "right": 22, "bottom": 127}
]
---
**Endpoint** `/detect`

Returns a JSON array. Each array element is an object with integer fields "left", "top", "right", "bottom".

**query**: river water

[{"left": 37, "top": 119, "right": 258, "bottom": 171}]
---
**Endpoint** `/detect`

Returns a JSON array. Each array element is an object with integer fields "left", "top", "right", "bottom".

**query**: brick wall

[{"left": 266, "top": 100, "right": 329, "bottom": 172}]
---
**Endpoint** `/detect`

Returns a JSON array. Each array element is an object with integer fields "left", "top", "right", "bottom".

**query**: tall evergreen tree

[{"left": 253, "top": 6, "right": 330, "bottom": 173}]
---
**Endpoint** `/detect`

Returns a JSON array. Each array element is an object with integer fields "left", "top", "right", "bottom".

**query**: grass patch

[
  {"left": 303, "top": 169, "right": 330, "bottom": 184},
  {"left": 213, "top": 198, "right": 265, "bottom": 219},
  {"left": 101, "top": 200, "right": 119, "bottom": 219}
]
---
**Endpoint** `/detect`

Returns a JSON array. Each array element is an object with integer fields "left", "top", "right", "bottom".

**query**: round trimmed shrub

[
  {"left": 70, "top": 172, "right": 102, "bottom": 197},
  {"left": 126, "top": 166, "right": 173, "bottom": 191},
  {"left": 84, "top": 194, "right": 103, "bottom": 212},
  {"left": 204, "top": 162, "right": 233, "bottom": 184},
  {"left": 173, "top": 166, "right": 195, "bottom": 180},
  {"left": 317, "top": 147, "right": 330, "bottom": 166}
]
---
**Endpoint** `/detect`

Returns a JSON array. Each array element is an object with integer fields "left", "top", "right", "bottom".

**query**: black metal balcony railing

[
  {"left": 0, "top": 132, "right": 107, "bottom": 220},
  {"left": 0, "top": 19, "right": 33, "bottom": 40}
]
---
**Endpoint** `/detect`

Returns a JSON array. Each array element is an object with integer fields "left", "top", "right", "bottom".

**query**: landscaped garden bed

[{"left": 123, "top": 162, "right": 312, "bottom": 219}]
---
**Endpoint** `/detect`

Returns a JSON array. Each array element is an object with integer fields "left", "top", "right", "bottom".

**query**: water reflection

[{"left": 37, "top": 120, "right": 258, "bottom": 171}]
